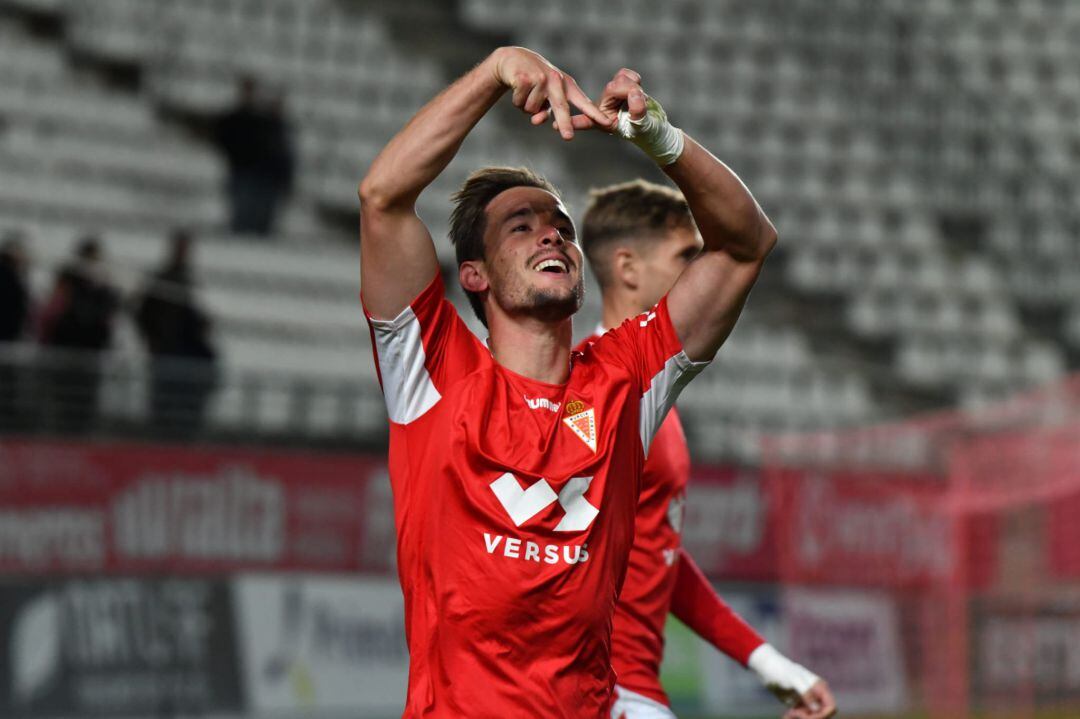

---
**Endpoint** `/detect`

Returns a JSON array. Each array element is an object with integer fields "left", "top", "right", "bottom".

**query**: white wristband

[
  {"left": 747, "top": 643, "right": 821, "bottom": 706},
  {"left": 614, "top": 95, "right": 684, "bottom": 166}
]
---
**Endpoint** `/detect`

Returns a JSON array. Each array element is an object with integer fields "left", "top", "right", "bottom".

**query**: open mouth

[{"left": 533, "top": 258, "right": 569, "bottom": 274}]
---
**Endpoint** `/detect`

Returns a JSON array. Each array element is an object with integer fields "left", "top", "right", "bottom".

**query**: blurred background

[{"left": 0, "top": 0, "right": 1078, "bottom": 717}]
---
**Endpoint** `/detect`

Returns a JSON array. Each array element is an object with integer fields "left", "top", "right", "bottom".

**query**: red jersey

[
  {"left": 577, "top": 332, "right": 765, "bottom": 708},
  {"left": 364, "top": 275, "right": 708, "bottom": 718}
]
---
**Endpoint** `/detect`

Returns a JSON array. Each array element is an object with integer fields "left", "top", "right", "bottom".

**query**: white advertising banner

[
  {"left": 234, "top": 575, "right": 408, "bottom": 715},
  {"left": 780, "top": 587, "right": 907, "bottom": 715}
]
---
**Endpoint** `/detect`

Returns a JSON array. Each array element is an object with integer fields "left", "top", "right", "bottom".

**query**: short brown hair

[
  {"left": 450, "top": 166, "right": 560, "bottom": 327},
  {"left": 581, "top": 179, "right": 694, "bottom": 289}
]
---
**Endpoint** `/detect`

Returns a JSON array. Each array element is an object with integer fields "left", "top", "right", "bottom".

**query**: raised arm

[
  {"left": 359, "top": 47, "right": 610, "bottom": 319},
  {"left": 562, "top": 70, "right": 776, "bottom": 360},
  {"left": 662, "top": 135, "right": 776, "bottom": 361}
]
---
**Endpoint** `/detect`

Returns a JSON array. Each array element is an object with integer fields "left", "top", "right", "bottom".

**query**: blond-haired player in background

[{"left": 578, "top": 180, "right": 837, "bottom": 719}]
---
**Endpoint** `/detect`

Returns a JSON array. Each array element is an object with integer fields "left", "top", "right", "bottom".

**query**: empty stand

[{"left": 1, "top": 0, "right": 1075, "bottom": 458}]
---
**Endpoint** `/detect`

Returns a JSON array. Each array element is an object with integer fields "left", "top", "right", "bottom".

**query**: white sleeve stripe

[
  {"left": 639, "top": 350, "right": 709, "bottom": 457},
  {"left": 369, "top": 305, "right": 441, "bottom": 424}
]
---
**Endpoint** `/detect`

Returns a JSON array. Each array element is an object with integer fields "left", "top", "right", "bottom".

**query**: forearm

[
  {"left": 663, "top": 136, "right": 776, "bottom": 262},
  {"left": 359, "top": 52, "right": 506, "bottom": 209},
  {"left": 669, "top": 549, "right": 764, "bottom": 666}
]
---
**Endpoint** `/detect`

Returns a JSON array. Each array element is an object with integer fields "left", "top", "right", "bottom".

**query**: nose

[{"left": 539, "top": 225, "right": 563, "bottom": 246}]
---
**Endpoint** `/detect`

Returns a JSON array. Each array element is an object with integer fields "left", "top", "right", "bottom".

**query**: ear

[
  {"left": 459, "top": 260, "right": 489, "bottom": 294},
  {"left": 612, "top": 247, "right": 639, "bottom": 290}
]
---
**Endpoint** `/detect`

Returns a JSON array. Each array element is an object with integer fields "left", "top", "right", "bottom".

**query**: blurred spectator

[
  {"left": 0, "top": 231, "right": 31, "bottom": 427},
  {"left": 216, "top": 76, "right": 296, "bottom": 236},
  {"left": 38, "top": 236, "right": 120, "bottom": 432},
  {"left": 0, "top": 232, "right": 29, "bottom": 342},
  {"left": 135, "top": 230, "right": 218, "bottom": 433}
]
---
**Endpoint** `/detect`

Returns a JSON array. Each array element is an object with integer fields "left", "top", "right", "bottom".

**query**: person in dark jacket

[
  {"left": 135, "top": 230, "right": 218, "bottom": 433},
  {"left": 216, "top": 77, "right": 296, "bottom": 236},
  {"left": 0, "top": 232, "right": 31, "bottom": 427},
  {"left": 39, "top": 236, "right": 120, "bottom": 432}
]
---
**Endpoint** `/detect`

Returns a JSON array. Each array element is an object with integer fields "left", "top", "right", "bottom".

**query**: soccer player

[
  {"left": 360, "top": 47, "right": 775, "bottom": 717},
  {"left": 579, "top": 181, "right": 837, "bottom": 719}
]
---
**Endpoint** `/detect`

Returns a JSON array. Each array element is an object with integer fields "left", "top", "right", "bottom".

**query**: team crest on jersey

[{"left": 563, "top": 398, "right": 597, "bottom": 452}]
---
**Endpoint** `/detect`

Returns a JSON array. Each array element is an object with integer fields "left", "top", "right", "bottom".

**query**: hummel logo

[
  {"left": 489, "top": 473, "right": 599, "bottom": 532},
  {"left": 639, "top": 310, "right": 657, "bottom": 327},
  {"left": 525, "top": 395, "right": 561, "bottom": 413}
]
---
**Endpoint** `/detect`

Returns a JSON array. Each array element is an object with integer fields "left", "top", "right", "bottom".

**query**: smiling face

[{"left": 461, "top": 185, "right": 585, "bottom": 324}]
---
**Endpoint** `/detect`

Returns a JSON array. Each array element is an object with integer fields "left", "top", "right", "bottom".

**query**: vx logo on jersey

[{"left": 490, "top": 473, "right": 599, "bottom": 532}]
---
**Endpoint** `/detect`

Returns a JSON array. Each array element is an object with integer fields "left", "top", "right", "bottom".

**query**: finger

[
  {"left": 523, "top": 82, "right": 548, "bottom": 114},
  {"left": 599, "top": 77, "right": 639, "bottom": 115},
  {"left": 603, "top": 76, "right": 638, "bottom": 99},
  {"left": 569, "top": 115, "right": 598, "bottom": 130},
  {"left": 628, "top": 88, "right": 647, "bottom": 120},
  {"left": 546, "top": 71, "right": 574, "bottom": 140},
  {"left": 511, "top": 83, "right": 531, "bottom": 108},
  {"left": 615, "top": 67, "right": 641, "bottom": 83},
  {"left": 565, "top": 76, "right": 613, "bottom": 128},
  {"left": 551, "top": 115, "right": 599, "bottom": 133},
  {"left": 529, "top": 101, "right": 552, "bottom": 124},
  {"left": 798, "top": 687, "right": 835, "bottom": 719},
  {"left": 787, "top": 704, "right": 823, "bottom": 719}
]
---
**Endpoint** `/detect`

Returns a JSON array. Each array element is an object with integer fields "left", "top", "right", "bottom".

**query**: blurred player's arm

[
  {"left": 670, "top": 550, "right": 837, "bottom": 718},
  {"left": 669, "top": 548, "right": 764, "bottom": 664},
  {"left": 359, "top": 47, "right": 609, "bottom": 319}
]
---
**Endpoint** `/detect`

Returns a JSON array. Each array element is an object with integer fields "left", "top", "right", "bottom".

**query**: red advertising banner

[
  {"left": 0, "top": 440, "right": 996, "bottom": 588},
  {"left": 768, "top": 467, "right": 957, "bottom": 588},
  {"left": 0, "top": 440, "right": 395, "bottom": 574},
  {"left": 681, "top": 465, "right": 779, "bottom": 581}
]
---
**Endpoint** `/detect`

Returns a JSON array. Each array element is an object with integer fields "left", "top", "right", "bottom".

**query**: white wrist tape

[
  {"left": 747, "top": 644, "right": 821, "bottom": 705},
  {"left": 614, "top": 95, "right": 684, "bottom": 166}
]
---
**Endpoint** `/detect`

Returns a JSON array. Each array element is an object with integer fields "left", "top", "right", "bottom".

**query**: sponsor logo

[
  {"left": 483, "top": 532, "right": 589, "bottom": 565},
  {"left": 3, "top": 579, "right": 241, "bottom": 715},
  {"left": 11, "top": 593, "right": 61, "bottom": 704},
  {"left": 0, "top": 508, "right": 105, "bottom": 569},
  {"left": 236, "top": 577, "right": 408, "bottom": 713},
  {"left": 260, "top": 582, "right": 408, "bottom": 705},
  {"left": 524, "top": 395, "right": 561, "bottom": 413},
  {"left": 489, "top": 472, "right": 599, "bottom": 532},
  {"left": 682, "top": 476, "right": 767, "bottom": 558},
  {"left": 112, "top": 465, "right": 284, "bottom": 562},
  {"left": 979, "top": 611, "right": 1080, "bottom": 692},
  {"left": 563, "top": 398, "right": 597, "bottom": 452},
  {"left": 796, "top": 476, "right": 952, "bottom": 579}
]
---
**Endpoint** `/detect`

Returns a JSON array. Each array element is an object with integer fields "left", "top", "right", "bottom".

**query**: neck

[
  {"left": 600, "top": 290, "right": 648, "bottom": 332},
  {"left": 487, "top": 313, "right": 574, "bottom": 385}
]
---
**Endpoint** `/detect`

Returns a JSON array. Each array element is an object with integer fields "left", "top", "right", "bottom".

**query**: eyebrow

[
  {"left": 503, "top": 207, "right": 534, "bottom": 226},
  {"left": 502, "top": 205, "right": 575, "bottom": 232}
]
